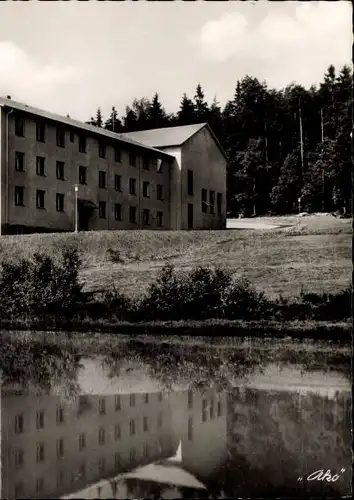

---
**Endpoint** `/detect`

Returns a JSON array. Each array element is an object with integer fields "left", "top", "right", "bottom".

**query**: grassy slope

[{"left": 0, "top": 215, "right": 351, "bottom": 299}]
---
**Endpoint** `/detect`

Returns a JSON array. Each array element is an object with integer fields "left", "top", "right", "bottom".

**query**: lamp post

[{"left": 74, "top": 185, "right": 79, "bottom": 233}]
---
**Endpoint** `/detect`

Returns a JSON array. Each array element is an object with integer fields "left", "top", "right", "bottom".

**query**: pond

[{"left": 0, "top": 336, "right": 352, "bottom": 499}]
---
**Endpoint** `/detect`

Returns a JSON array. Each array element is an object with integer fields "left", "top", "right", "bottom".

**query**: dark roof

[
  {"left": 122, "top": 122, "right": 228, "bottom": 161},
  {"left": 0, "top": 97, "right": 173, "bottom": 159}
]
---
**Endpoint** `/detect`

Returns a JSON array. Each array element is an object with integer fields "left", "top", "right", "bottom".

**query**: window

[
  {"left": 217, "top": 400, "right": 222, "bottom": 417},
  {"left": 56, "top": 407, "right": 64, "bottom": 424},
  {"left": 217, "top": 193, "right": 222, "bottom": 215},
  {"left": 70, "top": 130, "right": 75, "bottom": 142},
  {"left": 14, "top": 449, "right": 24, "bottom": 469},
  {"left": 15, "top": 116, "right": 25, "bottom": 137},
  {"left": 157, "top": 411, "right": 163, "bottom": 429},
  {"left": 115, "top": 203, "right": 123, "bottom": 221},
  {"left": 56, "top": 194, "right": 64, "bottom": 212},
  {"left": 56, "top": 438, "right": 64, "bottom": 458},
  {"left": 98, "top": 427, "right": 105, "bottom": 445},
  {"left": 56, "top": 128, "right": 65, "bottom": 148},
  {"left": 36, "top": 156, "right": 45, "bottom": 176},
  {"left": 36, "top": 411, "right": 45, "bottom": 430},
  {"left": 201, "top": 188, "right": 208, "bottom": 213},
  {"left": 129, "top": 151, "right": 136, "bottom": 166},
  {"left": 188, "top": 203, "right": 193, "bottom": 229},
  {"left": 79, "top": 165, "right": 87, "bottom": 184},
  {"left": 210, "top": 399, "right": 214, "bottom": 419},
  {"left": 143, "top": 181, "right": 150, "bottom": 198},
  {"left": 99, "top": 170, "right": 107, "bottom": 188},
  {"left": 36, "top": 478, "right": 44, "bottom": 494},
  {"left": 143, "top": 444, "right": 149, "bottom": 458},
  {"left": 99, "top": 143, "right": 106, "bottom": 158},
  {"left": 142, "top": 209, "right": 150, "bottom": 226},
  {"left": 114, "top": 424, "right": 121, "bottom": 440},
  {"left": 114, "top": 453, "right": 121, "bottom": 470},
  {"left": 15, "top": 186, "right": 24, "bottom": 206},
  {"left": 99, "top": 201, "right": 106, "bottom": 219},
  {"left": 129, "top": 178, "right": 136, "bottom": 195},
  {"left": 79, "top": 135, "right": 86, "bottom": 153},
  {"left": 158, "top": 392, "right": 163, "bottom": 402},
  {"left": 202, "top": 399, "right": 207, "bottom": 422},
  {"left": 129, "top": 419, "right": 136, "bottom": 436},
  {"left": 129, "top": 206, "right": 137, "bottom": 224},
  {"left": 79, "top": 433, "right": 86, "bottom": 451},
  {"left": 57, "top": 470, "right": 64, "bottom": 488},
  {"left": 14, "top": 483, "right": 23, "bottom": 498},
  {"left": 157, "top": 159, "right": 163, "bottom": 173},
  {"left": 187, "top": 169, "right": 194, "bottom": 196},
  {"left": 130, "top": 394, "right": 136, "bottom": 407},
  {"left": 98, "top": 457, "right": 105, "bottom": 474},
  {"left": 36, "top": 190, "right": 45, "bottom": 209},
  {"left": 157, "top": 184, "right": 163, "bottom": 201},
  {"left": 115, "top": 148, "right": 121, "bottom": 162},
  {"left": 188, "top": 417, "right": 193, "bottom": 441},
  {"left": 130, "top": 448, "right": 136, "bottom": 462},
  {"left": 15, "top": 151, "right": 25, "bottom": 171},
  {"left": 209, "top": 190, "right": 215, "bottom": 214},
  {"left": 36, "top": 121, "right": 45, "bottom": 142},
  {"left": 36, "top": 443, "right": 45, "bottom": 462},
  {"left": 98, "top": 397, "right": 106, "bottom": 414},
  {"left": 143, "top": 416, "right": 148, "bottom": 432},
  {"left": 188, "top": 391, "right": 193, "bottom": 410},
  {"left": 144, "top": 393, "right": 149, "bottom": 404},
  {"left": 115, "top": 394, "right": 121, "bottom": 411},
  {"left": 56, "top": 161, "right": 65, "bottom": 180},
  {"left": 115, "top": 174, "right": 122, "bottom": 192},
  {"left": 157, "top": 211, "right": 163, "bottom": 227},
  {"left": 143, "top": 156, "right": 149, "bottom": 170}
]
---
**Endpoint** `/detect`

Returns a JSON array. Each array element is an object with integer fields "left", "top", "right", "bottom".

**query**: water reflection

[{"left": 1, "top": 384, "right": 351, "bottom": 499}]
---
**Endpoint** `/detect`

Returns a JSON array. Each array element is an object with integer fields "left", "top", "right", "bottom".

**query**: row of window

[
  {"left": 201, "top": 189, "right": 223, "bottom": 215},
  {"left": 14, "top": 116, "right": 162, "bottom": 170},
  {"left": 15, "top": 153, "right": 165, "bottom": 196},
  {"left": 13, "top": 441, "right": 162, "bottom": 496},
  {"left": 14, "top": 187, "right": 164, "bottom": 225}
]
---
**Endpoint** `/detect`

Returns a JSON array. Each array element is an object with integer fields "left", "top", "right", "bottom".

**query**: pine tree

[
  {"left": 105, "top": 106, "right": 123, "bottom": 133},
  {"left": 148, "top": 93, "right": 169, "bottom": 129},
  {"left": 96, "top": 107, "right": 103, "bottom": 127},
  {"left": 194, "top": 84, "right": 209, "bottom": 123},
  {"left": 123, "top": 106, "right": 138, "bottom": 132},
  {"left": 176, "top": 93, "right": 196, "bottom": 125}
]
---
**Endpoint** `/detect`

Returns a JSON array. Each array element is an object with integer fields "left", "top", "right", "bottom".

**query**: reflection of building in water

[
  {"left": 1, "top": 390, "right": 174, "bottom": 499},
  {"left": 1, "top": 387, "right": 227, "bottom": 499}
]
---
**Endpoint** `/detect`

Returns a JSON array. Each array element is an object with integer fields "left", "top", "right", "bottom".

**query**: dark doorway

[
  {"left": 187, "top": 203, "right": 193, "bottom": 229},
  {"left": 78, "top": 199, "right": 96, "bottom": 231}
]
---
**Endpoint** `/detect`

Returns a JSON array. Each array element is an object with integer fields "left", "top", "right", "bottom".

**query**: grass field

[{"left": 0, "top": 215, "right": 351, "bottom": 299}]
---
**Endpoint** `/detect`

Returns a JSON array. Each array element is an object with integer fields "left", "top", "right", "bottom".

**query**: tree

[
  {"left": 104, "top": 106, "right": 123, "bottom": 133},
  {"left": 194, "top": 83, "right": 209, "bottom": 123},
  {"left": 271, "top": 150, "right": 302, "bottom": 214},
  {"left": 123, "top": 106, "right": 138, "bottom": 132},
  {"left": 148, "top": 93, "right": 169, "bottom": 129},
  {"left": 96, "top": 107, "right": 103, "bottom": 127},
  {"left": 176, "top": 93, "right": 196, "bottom": 125}
]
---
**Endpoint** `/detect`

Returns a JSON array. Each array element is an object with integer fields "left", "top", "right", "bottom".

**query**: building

[{"left": 0, "top": 97, "right": 227, "bottom": 235}]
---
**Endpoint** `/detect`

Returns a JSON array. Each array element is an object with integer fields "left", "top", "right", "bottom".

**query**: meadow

[{"left": 0, "top": 215, "right": 351, "bottom": 299}]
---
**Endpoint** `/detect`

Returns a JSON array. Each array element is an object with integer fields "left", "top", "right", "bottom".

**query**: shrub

[{"left": 0, "top": 249, "right": 83, "bottom": 320}]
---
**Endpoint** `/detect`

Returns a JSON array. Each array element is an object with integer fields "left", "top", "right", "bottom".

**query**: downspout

[{"left": 5, "top": 108, "right": 13, "bottom": 233}]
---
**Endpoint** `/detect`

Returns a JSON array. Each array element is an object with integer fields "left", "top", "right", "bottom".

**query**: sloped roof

[
  {"left": 0, "top": 97, "right": 173, "bottom": 159},
  {"left": 122, "top": 122, "right": 228, "bottom": 161},
  {"left": 121, "top": 123, "right": 206, "bottom": 148}
]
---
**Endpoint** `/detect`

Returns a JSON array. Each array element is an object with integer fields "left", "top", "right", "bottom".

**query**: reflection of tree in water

[
  {"left": 102, "top": 341, "right": 266, "bottom": 391},
  {"left": 0, "top": 339, "right": 81, "bottom": 397}
]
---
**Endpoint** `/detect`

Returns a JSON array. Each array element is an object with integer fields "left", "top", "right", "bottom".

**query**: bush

[{"left": 0, "top": 249, "right": 83, "bottom": 321}]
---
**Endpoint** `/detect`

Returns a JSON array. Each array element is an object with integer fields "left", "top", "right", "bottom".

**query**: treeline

[
  {"left": 0, "top": 250, "right": 351, "bottom": 332},
  {"left": 87, "top": 64, "right": 352, "bottom": 217}
]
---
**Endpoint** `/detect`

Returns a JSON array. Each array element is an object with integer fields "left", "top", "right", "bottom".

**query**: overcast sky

[{"left": 0, "top": 0, "right": 351, "bottom": 122}]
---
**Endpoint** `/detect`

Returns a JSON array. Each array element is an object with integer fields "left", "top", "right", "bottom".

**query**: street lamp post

[{"left": 74, "top": 185, "right": 79, "bottom": 233}]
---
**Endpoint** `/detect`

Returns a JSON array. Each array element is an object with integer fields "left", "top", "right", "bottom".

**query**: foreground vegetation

[
  {"left": 0, "top": 215, "right": 351, "bottom": 298},
  {"left": 0, "top": 243, "right": 351, "bottom": 340}
]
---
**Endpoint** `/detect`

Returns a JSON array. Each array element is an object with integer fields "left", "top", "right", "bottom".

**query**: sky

[{"left": 0, "top": 0, "right": 352, "bottom": 122}]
